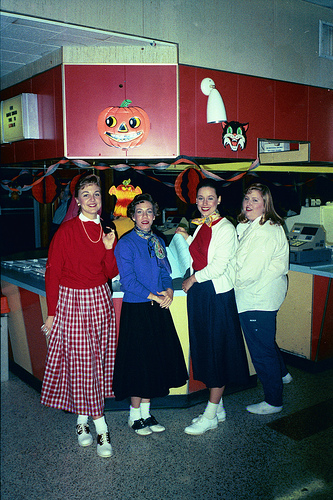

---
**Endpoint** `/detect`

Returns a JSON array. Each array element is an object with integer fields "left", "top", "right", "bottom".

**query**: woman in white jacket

[
  {"left": 235, "top": 183, "right": 291, "bottom": 415},
  {"left": 177, "top": 179, "right": 250, "bottom": 435}
]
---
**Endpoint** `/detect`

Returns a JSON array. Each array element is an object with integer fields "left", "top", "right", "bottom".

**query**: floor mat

[{"left": 267, "top": 398, "right": 333, "bottom": 441}]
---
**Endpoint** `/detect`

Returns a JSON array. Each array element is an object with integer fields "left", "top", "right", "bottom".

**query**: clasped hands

[{"left": 148, "top": 288, "right": 173, "bottom": 309}]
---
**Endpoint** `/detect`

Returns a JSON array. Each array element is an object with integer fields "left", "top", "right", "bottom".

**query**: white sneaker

[
  {"left": 282, "top": 373, "right": 293, "bottom": 384},
  {"left": 97, "top": 431, "right": 112, "bottom": 457},
  {"left": 76, "top": 424, "right": 93, "bottom": 447},
  {"left": 185, "top": 415, "right": 218, "bottom": 435},
  {"left": 246, "top": 401, "right": 283, "bottom": 415},
  {"left": 192, "top": 408, "right": 226, "bottom": 424}
]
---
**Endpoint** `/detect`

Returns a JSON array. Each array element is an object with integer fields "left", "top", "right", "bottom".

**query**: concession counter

[
  {"left": 3, "top": 252, "right": 331, "bottom": 408},
  {"left": 276, "top": 261, "right": 333, "bottom": 370},
  {"left": 1, "top": 258, "right": 257, "bottom": 409}
]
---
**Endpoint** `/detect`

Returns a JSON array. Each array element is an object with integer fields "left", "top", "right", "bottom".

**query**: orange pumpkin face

[{"left": 98, "top": 105, "right": 150, "bottom": 149}]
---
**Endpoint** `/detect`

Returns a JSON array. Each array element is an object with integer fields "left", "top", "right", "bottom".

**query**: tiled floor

[{"left": 1, "top": 367, "right": 333, "bottom": 500}]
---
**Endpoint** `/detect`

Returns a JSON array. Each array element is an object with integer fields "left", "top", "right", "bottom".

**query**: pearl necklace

[{"left": 80, "top": 219, "right": 103, "bottom": 243}]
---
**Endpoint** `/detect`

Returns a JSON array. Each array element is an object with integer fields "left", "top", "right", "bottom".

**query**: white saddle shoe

[
  {"left": 76, "top": 424, "right": 93, "bottom": 447},
  {"left": 185, "top": 415, "right": 218, "bottom": 435},
  {"left": 192, "top": 408, "right": 226, "bottom": 424}
]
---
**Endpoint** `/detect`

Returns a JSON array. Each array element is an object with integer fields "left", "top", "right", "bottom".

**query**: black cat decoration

[{"left": 221, "top": 121, "right": 249, "bottom": 151}]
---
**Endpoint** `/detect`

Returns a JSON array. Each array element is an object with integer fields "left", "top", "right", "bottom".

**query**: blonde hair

[{"left": 238, "top": 183, "right": 284, "bottom": 225}]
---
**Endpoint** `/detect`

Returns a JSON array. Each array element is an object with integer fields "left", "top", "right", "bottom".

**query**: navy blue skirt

[{"left": 187, "top": 281, "right": 250, "bottom": 388}]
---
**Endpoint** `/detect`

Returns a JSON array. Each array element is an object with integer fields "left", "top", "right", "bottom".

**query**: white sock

[
  {"left": 217, "top": 398, "right": 224, "bottom": 414},
  {"left": 77, "top": 415, "right": 88, "bottom": 425},
  {"left": 140, "top": 402, "right": 151, "bottom": 420},
  {"left": 203, "top": 401, "right": 219, "bottom": 419},
  {"left": 93, "top": 416, "right": 108, "bottom": 435},
  {"left": 129, "top": 405, "right": 141, "bottom": 422}
]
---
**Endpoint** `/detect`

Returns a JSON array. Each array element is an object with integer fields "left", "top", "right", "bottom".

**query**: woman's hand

[
  {"left": 148, "top": 289, "right": 173, "bottom": 309},
  {"left": 175, "top": 227, "right": 189, "bottom": 240},
  {"left": 157, "top": 288, "right": 173, "bottom": 309},
  {"left": 182, "top": 274, "right": 197, "bottom": 293},
  {"left": 103, "top": 228, "right": 116, "bottom": 250},
  {"left": 41, "top": 316, "right": 54, "bottom": 339}
]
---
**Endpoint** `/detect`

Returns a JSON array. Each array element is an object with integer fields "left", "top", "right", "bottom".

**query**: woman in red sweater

[{"left": 40, "top": 173, "right": 118, "bottom": 458}]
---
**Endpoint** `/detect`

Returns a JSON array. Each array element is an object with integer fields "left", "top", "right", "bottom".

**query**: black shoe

[
  {"left": 128, "top": 417, "right": 152, "bottom": 435},
  {"left": 142, "top": 415, "right": 165, "bottom": 433}
]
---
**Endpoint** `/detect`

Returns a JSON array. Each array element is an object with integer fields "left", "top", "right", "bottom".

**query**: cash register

[{"left": 288, "top": 223, "right": 332, "bottom": 264}]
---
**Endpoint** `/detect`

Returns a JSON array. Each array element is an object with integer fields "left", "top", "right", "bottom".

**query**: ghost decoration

[{"left": 109, "top": 179, "right": 142, "bottom": 217}]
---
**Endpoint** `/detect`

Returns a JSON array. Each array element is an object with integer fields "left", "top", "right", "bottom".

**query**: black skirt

[
  {"left": 187, "top": 281, "right": 250, "bottom": 389},
  {"left": 113, "top": 301, "right": 188, "bottom": 400}
]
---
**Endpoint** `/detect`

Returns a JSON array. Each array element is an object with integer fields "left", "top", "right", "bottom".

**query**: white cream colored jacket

[
  {"left": 235, "top": 217, "right": 289, "bottom": 313},
  {"left": 187, "top": 217, "right": 238, "bottom": 294}
]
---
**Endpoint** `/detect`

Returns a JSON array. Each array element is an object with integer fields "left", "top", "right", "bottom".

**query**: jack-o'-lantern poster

[
  {"left": 63, "top": 64, "right": 178, "bottom": 160},
  {"left": 97, "top": 100, "right": 150, "bottom": 150}
]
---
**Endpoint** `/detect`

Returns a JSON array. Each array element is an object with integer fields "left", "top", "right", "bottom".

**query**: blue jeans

[{"left": 239, "top": 310, "right": 287, "bottom": 407}]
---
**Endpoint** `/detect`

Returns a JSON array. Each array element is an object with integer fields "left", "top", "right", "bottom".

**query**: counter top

[
  {"left": 1, "top": 266, "right": 46, "bottom": 296},
  {"left": 1, "top": 265, "right": 187, "bottom": 298},
  {"left": 2, "top": 258, "right": 332, "bottom": 298},
  {"left": 290, "top": 260, "right": 333, "bottom": 278}
]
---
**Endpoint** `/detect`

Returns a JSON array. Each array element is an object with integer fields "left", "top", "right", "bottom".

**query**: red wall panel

[
  {"left": 32, "top": 66, "right": 64, "bottom": 160},
  {"left": 0, "top": 142, "right": 15, "bottom": 165},
  {"left": 179, "top": 67, "right": 273, "bottom": 160},
  {"left": 311, "top": 276, "right": 333, "bottom": 361},
  {"left": 14, "top": 140, "right": 35, "bottom": 163},
  {"left": 125, "top": 65, "right": 178, "bottom": 159},
  {"left": 64, "top": 65, "right": 125, "bottom": 159},
  {"left": 179, "top": 65, "right": 332, "bottom": 163},
  {"left": 179, "top": 66, "right": 239, "bottom": 158},
  {"left": 308, "top": 86, "right": 333, "bottom": 162},
  {"left": 54, "top": 66, "right": 65, "bottom": 158},
  {"left": 196, "top": 67, "right": 239, "bottom": 158},
  {"left": 1, "top": 64, "right": 332, "bottom": 164},
  {"left": 237, "top": 75, "right": 275, "bottom": 159},
  {"left": 0, "top": 66, "right": 64, "bottom": 163},
  {"left": 63, "top": 64, "right": 178, "bottom": 159},
  {"left": 274, "top": 81, "right": 308, "bottom": 142},
  {"left": 178, "top": 65, "right": 197, "bottom": 156}
]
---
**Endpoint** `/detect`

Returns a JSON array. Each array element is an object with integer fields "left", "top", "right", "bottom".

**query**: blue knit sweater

[{"left": 114, "top": 230, "right": 173, "bottom": 303}]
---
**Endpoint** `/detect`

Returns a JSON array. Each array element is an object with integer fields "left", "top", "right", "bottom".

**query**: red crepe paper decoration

[
  {"left": 31, "top": 173, "right": 60, "bottom": 204},
  {"left": 175, "top": 167, "right": 205, "bottom": 204}
]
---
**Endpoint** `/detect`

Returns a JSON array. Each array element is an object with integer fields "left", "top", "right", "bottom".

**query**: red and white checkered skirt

[{"left": 41, "top": 283, "right": 116, "bottom": 417}]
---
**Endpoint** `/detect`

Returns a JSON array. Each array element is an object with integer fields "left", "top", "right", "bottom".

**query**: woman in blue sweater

[{"left": 113, "top": 193, "right": 188, "bottom": 435}]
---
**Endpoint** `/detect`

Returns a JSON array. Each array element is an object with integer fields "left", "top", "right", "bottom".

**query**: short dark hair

[
  {"left": 74, "top": 173, "right": 101, "bottom": 198},
  {"left": 127, "top": 193, "right": 160, "bottom": 219},
  {"left": 196, "top": 178, "right": 221, "bottom": 197}
]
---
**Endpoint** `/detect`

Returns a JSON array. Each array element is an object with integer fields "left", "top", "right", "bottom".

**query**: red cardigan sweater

[{"left": 45, "top": 217, "right": 118, "bottom": 316}]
